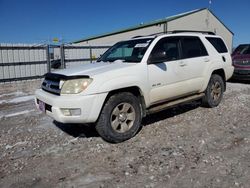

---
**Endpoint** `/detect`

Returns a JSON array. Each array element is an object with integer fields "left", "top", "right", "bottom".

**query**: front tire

[
  {"left": 95, "top": 92, "right": 142, "bottom": 143},
  {"left": 202, "top": 74, "right": 225, "bottom": 108}
]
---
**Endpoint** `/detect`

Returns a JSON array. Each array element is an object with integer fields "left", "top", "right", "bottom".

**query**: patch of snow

[
  {"left": 0, "top": 109, "right": 35, "bottom": 118},
  {"left": 9, "top": 95, "right": 35, "bottom": 103},
  {"left": 5, "top": 141, "right": 28, "bottom": 150},
  {"left": 0, "top": 95, "right": 34, "bottom": 104},
  {"left": 0, "top": 91, "right": 25, "bottom": 98}
]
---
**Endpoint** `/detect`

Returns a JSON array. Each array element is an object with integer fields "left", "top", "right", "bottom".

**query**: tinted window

[
  {"left": 149, "top": 37, "right": 180, "bottom": 62},
  {"left": 206, "top": 37, "right": 228, "bottom": 53},
  {"left": 181, "top": 37, "right": 208, "bottom": 58}
]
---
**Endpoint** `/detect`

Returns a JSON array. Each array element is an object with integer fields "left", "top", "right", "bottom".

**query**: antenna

[{"left": 209, "top": 0, "right": 212, "bottom": 9}]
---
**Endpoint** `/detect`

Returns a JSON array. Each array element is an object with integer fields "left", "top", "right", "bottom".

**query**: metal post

[
  {"left": 164, "top": 22, "right": 168, "bottom": 33},
  {"left": 0, "top": 44, "right": 5, "bottom": 79},
  {"left": 89, "top": 46, "right": 92, "bottom": 63},
  {"left": 60, "top": 44, "right": 65, "bottom": 69},
  {"left": 46, "top": 45, "right": 51, "bottom": 73}
]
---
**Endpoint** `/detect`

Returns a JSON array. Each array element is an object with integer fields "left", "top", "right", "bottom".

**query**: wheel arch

[
  {"left": 211, "top": 69, "right": 226, "bottom": 91},
  {"left": 104, "top": 86, "right": 147, "bottom": 117}
]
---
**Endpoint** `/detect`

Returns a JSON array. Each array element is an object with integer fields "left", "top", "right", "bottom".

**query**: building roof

[{"left": 73, "top": 8, "right": 233, "bottom": 43}]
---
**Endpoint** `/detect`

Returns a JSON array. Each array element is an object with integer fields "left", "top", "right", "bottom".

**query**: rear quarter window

[{"left": 206, "top": 37, "right": 228, "bottom": 53}]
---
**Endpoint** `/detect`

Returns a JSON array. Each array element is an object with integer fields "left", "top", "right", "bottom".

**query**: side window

[
  {"left": 149, "top": 37, "right": 180, "bottom": 63},
  {"left": 206, "top": 37, "right": 228, "bottom": 53},
  {"left": 182, "top": 37, "right": 208, "bottom": 58}
]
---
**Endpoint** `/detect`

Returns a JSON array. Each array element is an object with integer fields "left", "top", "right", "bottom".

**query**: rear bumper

[{"left": 224, "top": 66, "right": 234, "bottom": 80}]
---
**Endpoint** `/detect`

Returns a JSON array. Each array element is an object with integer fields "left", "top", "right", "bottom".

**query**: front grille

[
  {"left": 233, "top": 60, "right": 250, "bottom": 66},
  {"left": 41, "top": 73, "right": 90, "bottom": 95},
  {"left": 42, "top": 74, "right": 61, "bottom": 95}
]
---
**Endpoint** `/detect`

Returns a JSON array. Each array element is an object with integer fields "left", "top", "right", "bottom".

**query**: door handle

[
  {"left": 179, "top": 61, "right": 187, "bottom": 67},
  {"left": 204, "top": 58, "right": 210, "bottom": 62},
  {"left": 222, "top": 56, "right": 226, "bottom": 62}
]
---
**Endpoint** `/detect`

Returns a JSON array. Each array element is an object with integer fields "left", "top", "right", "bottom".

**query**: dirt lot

[{"left": 0, "top": 80, "right": 249, "bottom": 188}]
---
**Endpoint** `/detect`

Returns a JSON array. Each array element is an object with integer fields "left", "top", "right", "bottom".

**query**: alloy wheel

[{"left": 110, "top": 103, "right": 135, "bottom": 133}]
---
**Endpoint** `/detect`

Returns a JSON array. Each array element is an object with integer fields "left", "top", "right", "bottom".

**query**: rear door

[
  {"left": 206, "top": 36, "right": 233, "bottom": 80},
  {"left": 147, "top": 36, "right": 211, "bottom": 104},
  {"left": 178, "top": 36, "right": 210, "bottom": 93}
]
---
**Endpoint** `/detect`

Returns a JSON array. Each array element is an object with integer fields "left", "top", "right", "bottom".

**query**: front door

[{"left": 147, "top": 37, "right": 187, "bottom": 104}]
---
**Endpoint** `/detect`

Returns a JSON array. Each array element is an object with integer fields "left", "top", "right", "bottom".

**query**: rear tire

[
  {"left": 202, "top": 74, "right": 225, "bottom": 108},
  {"left": 95, "top": 92, "right": 142, "bottom": 143}
]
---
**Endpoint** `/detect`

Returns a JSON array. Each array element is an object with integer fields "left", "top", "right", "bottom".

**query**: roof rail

[
  {"left": 170, "top": 30, "right": 215, "bottom": 35},
  {"left": 131, "top": 35, "right": 144, "bottom": 38},
  {"left": 131, "top": 30, "right": 215, "bottom": 39},
  {"left": 132, "top": 32, "right": 166, "bottom": 39},
  {"left": 148, "top": 32, "right": 166, "bottom": 36}
]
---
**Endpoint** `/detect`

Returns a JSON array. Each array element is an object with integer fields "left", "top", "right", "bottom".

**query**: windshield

[
  {"left": 97, "top": 38, "right": 153, "bottom": 63},
  {"left": 233, "top": 44, "right": 250, "bottom": 55}
]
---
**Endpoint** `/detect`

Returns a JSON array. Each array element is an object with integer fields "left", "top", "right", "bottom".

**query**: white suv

[{"left": 35, "top": 31, "right": 234, "bottom": 143}]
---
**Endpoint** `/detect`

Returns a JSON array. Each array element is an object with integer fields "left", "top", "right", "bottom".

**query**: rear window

[{"left": 206, "top": 37, "right": 228, "bottom": 53}]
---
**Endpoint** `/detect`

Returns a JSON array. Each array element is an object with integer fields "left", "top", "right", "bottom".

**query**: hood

[
  {"left": 232, "top": 54, "right": 250, "bottom": 61},
  {"left": 54, "top": 61, "right": 136, "bottom": 77}
]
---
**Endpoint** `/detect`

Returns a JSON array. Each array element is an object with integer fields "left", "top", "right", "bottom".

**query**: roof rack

[
  {"left": 131, "top": 30, "right": 215, "bottom": 39},
  {"left": 132, "top": 32, "right": 165, "bottom": 39},
  {"left": 170, "top": 30, "right": 215, "bottom": 35},
  {"left": 131, "top": 35, "right": 145, "bottom": 38}
]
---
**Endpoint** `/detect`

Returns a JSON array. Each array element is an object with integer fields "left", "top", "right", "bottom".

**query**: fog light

[
  {"left": 61, "top": 109, "right": 71, "bottom": 116},
  {"left": 70, "top": 109, "right": 81, "bottom": 116},
  {"left": 61, "top": 108, "right": 81, "bottom": 116}
]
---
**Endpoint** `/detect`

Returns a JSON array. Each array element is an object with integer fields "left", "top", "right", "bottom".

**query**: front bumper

[
  {"left": 232, "top": 69, "right": 250, "bottom": 80},
  {"left": 35, "top": 89, "right": 108, "bottom": 123}
]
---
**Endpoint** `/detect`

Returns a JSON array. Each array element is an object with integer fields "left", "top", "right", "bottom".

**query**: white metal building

[{"left": 73, "top": 8, "right": 234, "bottom": 52}]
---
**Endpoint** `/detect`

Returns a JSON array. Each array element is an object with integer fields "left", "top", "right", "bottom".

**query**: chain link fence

[{"left": 0, "top": 44, "right": 110, "bottom": 82}]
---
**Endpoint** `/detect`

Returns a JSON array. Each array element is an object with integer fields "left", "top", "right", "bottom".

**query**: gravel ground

[{"left": 0, "top": 79, "right": 249, "bottom": 188}]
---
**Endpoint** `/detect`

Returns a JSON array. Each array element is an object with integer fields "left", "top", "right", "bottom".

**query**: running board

[{"left": 147, "top": 93, "right": 205, "bottom": 114}]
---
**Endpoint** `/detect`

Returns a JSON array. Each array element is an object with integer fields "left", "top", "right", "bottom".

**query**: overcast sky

[{"left": 0, "top": 0, "right": 249, "bottom": 46}]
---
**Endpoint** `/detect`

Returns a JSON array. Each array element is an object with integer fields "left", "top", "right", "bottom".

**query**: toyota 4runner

[{"left": 35, "top": 31, "right": 234, "bottom": 143}]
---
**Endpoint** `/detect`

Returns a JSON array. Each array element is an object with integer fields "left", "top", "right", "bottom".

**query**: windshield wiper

[
  {"left": 103, "top": 59, "right": 125, "bottom": 63},
  {"left": 114, "top": 59, "right": 125, "bottom": 62}
]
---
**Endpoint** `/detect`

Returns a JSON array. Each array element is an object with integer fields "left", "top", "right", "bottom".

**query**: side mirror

[{"left": 148, "top": 50, "right": 166, "bottom": 64}]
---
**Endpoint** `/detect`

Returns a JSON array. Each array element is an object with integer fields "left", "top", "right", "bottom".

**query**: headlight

[{"left": 61, "top": 78, "right": 93, "bottom": 94}]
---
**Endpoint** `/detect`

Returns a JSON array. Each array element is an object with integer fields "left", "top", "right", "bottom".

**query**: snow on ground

[
  {"left": 0, "top": 81, "right": 40, "bottom": 119},
  {"left": 0, "top": 109, "right": 36, "bottom": 119},
  {"left": 0, "top": 80, "right": 249, "bottom": 188},
  {"left": 0, "top": 91, "right": 25, "bottom": 98},
  {"left": 0, "top": 95, "right": 35, "bottom": 105}
]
